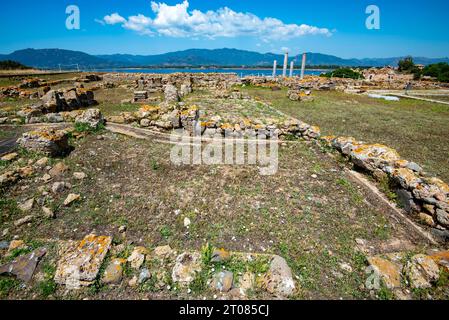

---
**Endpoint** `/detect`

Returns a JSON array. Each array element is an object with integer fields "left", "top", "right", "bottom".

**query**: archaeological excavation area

[{"left": 0, "top": 71, "right": 448, "bottom": 300}]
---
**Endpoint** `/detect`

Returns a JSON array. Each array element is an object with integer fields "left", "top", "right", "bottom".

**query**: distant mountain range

[{"left": 1, "top": 48, "right": 448, "bottom": 69}]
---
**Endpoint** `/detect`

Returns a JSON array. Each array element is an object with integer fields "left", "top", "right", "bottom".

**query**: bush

[
  {"left": 398, "top": 56, "right": 415, "bottom": 72},
  {"left": 0, "top": 60, "right": 31, "bottom": 70},
  {"left": 320, "top": 68, "right": 363, "bottom": 80},
  {"left": 397, "top": 57, "right": 424, "bottom": 80},
  {"left": 422, "top": 62, "right": 449, "bottom": 82}
]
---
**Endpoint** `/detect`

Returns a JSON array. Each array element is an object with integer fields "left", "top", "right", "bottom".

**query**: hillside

[{"left": 1, "top": 48, "right": 448, "bottom": 69}]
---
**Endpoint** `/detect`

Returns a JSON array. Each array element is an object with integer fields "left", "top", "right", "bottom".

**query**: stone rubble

[
  {"left": 211, "top": 271, "right": 234, "bottom": 293},
  {"left": 127, "top": 246, "right": 148, "bottom": 270},
  {"left": 63, "top": 193, "right": 80, "bottom": 206},
  {"left": 54, "top": 234, "right": 112, "bottom": 287},
  {"left": 367, "top": 250, "right": 448, "bottom": 296},
  {"left": 261, "top": 255, "right": 297, "bottom": 298},
  {"left": 172, "top": 252, "right": 202, "bottom": 285},
  {"left": 0, "top": 248, "right": 47, "bottom": 282},
  {"left": 102, "top": 258, "right": 126, "bottom": 285},
  {"left": 321, "top": 135, "right": 449, "bottom": 235},
  {"left": 17, "top": 128, "right": 70, "bottom": 157},
  {"left": 75, "top": 108, "right": 105, "bottom": 129}
]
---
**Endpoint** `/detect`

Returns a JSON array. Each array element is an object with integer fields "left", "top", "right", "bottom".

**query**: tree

[
  {"left": 397, "top": 57, "right": 423, "bottom": 80},
  {"left": 320, "top": 68, "right": 363, "bottom": 80},
  {"left": 422, "top": 62, "right": 449, "bottom": 83},
  {"left": 398, "top": 56, "right": 415, "bottom": 72},
  {"left": 0, "top": 60, "right": 31, "bottom": 70}
]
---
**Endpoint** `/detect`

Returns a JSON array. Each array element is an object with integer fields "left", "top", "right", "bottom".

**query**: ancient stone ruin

[
  {"left": 14, "top": 88, "right": 97, "bottom": 124},
  {"left": 17, "top": 128, "right": 71, "bottom": 157}
]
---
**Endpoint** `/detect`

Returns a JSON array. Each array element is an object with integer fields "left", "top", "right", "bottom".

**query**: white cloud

[
  {"left": 104, "top": 13, "right": 126, "bottom": 25},
  {"left": 102, "top": 1, "right": 332, "bottom": 40},
  {"left": 123, "top": 14, "right": 154, "bottom": 35}
]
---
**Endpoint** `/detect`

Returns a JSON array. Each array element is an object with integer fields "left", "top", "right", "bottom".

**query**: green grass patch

[
  {"left": 242, "top": 87, "right": 449, "bottom": 182},
  {"left": 37, "top": 263, "right": 57, "bottom": 298},
  {"left": 0, "top": 277, "right": 20, "bottom": 298},
  {"left": 160, "top": 225, "right": 172, "bottom": 240},
  {"left": 74, "top": 122, "right": 105, "bottom": 134}
]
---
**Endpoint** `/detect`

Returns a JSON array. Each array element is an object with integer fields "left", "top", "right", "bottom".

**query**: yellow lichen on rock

[
  {"left": 367, "top": 256, "right": 402, "bottom": 289},
  {"left": 54, "top": 234, "right": 112, "bottom": 288}
]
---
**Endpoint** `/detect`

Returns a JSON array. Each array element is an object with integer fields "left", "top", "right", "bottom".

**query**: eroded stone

[
  {"left": 261, "top": 255, "right": 296, "bottom": 298},
  {"left": 172, "top": 252, "right": 202, "bottom": 285},
  {"left": 0, "top": 248, "right": 46, "bottom": 282},
  {"left": 54, "top": 234, "right": 112, "bottom": 288}
]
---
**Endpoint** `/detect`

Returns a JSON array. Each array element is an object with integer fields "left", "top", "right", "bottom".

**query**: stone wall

[
  {"left": 106, "top": 100, "right": 321, "bottom": 141},
  {"left": 104, "top": 72, "right": 240, "bottom": 94},
  {"left": 320, "top": 136, "right": 449, "bottom": 238},
  {"left": 242, "top": 75, "right": 447, "bottom": 91},
  {"left": 9, "top": 88, "right": 98, "bottom": 124}
]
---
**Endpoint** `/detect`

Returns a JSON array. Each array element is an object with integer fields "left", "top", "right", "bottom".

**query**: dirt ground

[
  {"left": 1, "top": 127, "right": 443, "bottom": 299},
  {"left": 0, "top": 73, "right": 448, "bottom": 300}
]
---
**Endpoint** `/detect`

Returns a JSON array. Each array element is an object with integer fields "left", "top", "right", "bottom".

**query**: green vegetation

[
  {"left": 0, "top": 197, "right": 21, "bottom": 225},
  {"left": 150, "top": 159, "right": 160, "bottom": 171},
  {"left": 321, "top": 68, "right": 363, "bottom": 80},
  {"left": 201, "top": 243, "right": 214, "bottom": 265},
  {"left": 242, "top": 87, "right": 449, "bottom": 182},
  {"left": 398, "top": 57, "right": 416, "bottom": 73},
  {"left": 160, "top": 225, "right": 172, "bottom": 239},
  {"left": 0, "top": 277, "right": 19, "bottom": 298},
  {"left": 0, "top": 60, "right": 31, "bottom": 70},
  {"left": 377, "top": 284, "right": 395, "bottom": 300},
  {"left": 37, "top": 263, "right": 57, "bottom": 298},
  {"left": 398, "top": 57, "right": 422, "bottom": 80},
  {"left": 74, "top": 122, "right": 105, "bottom": 133},
  {"left": 422, "top": 62, "right": 449, "bottom": 82},
  {"left": 377, "top": 177, "right": 397, "bottom": 202}
]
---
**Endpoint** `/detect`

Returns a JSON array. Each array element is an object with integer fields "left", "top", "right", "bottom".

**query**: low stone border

[
  {"left": 366, "top": 250, "right": 448, "bottom": 299},
  {"left": 106, "top": 102, "right": 321, "bottom": 141},
  {"left": 319, "top": 136, "right": 449, "bottom": 238},
  {"left": 0, "top": 234, "right": 297, "bottom": 299}
]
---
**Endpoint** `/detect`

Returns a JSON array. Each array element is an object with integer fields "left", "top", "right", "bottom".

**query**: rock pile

[
  {"left": 50, "top": 234, "right": 297, "bottom": 299},
  {"left": 164, "top": 84, "right": 180, "bottom": 103},
  {"left": 243, "top": 75, "right": 446, "bottom": 92},
  {"left": 75, "top": 108, "right": 105, "bottom": 129},
  {"left": 367, "top": 249, "right": 448, "bottom": 297},
  {"left": 17, "top": 128, "right": 70, "bottom": 157},
  {"left": 19, "top": 78, "right": 41, "bottom": 89},
  {"left": 76, "top": 74, "right": 102, "bottom": 83},
  {"left": 41, "top": 88, "right": 97, "bottom": 112},
  {"left": 287, "top": 89, "right": 314, "bottom": 102},
  {"left": 103, "top": 73, "right": 240, "bottom": 93},
  {"left": 54, "top": 234, "right": 112, "bottom": 288},
  {"left": 106, "top": 98, "right": 321, "bottom": 140},
  {"left": 13, "top": 88, "right": 97, "bottom": 124}
]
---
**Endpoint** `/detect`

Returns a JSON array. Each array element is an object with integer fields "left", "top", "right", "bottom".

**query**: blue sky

[{"left": 0, "top": 0, "right": 448, "bottom": 58}]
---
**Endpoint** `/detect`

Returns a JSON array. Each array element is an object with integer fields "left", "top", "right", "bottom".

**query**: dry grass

[
  {"left": 242, "top": 86, "right": 449, "bottom": 182},
  {"left": 1, "top": 130, "right": 428, "bottom": 299}
]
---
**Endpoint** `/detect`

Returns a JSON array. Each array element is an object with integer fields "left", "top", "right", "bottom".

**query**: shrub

[
  {"left": 320, "top": 68, "right": 363, "bottom": 80},
  {"left": 422, "top": 62, "right": 449, "bottom": 82},
  {"left": 398, "top": 56, "right": 415, "bottom": 72},
  {"left": 0, "top": 60, "right": 31, "bottom": 70}
]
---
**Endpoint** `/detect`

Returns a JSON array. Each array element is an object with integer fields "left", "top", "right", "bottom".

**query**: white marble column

[{"left": 300, "top": 53, "right": 307, "bottom": 80}]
